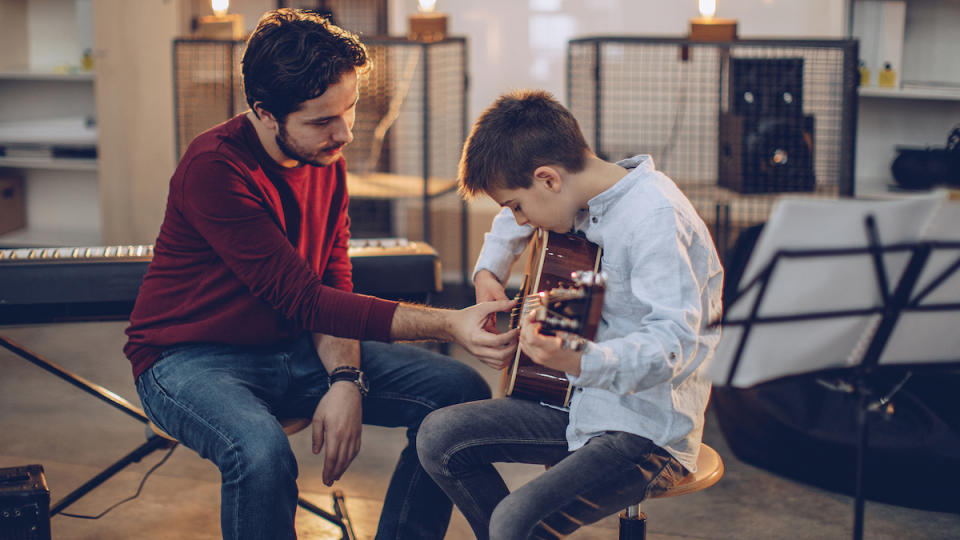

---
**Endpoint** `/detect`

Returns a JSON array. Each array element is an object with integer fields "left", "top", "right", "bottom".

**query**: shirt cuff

[
  {"left": 366, "top": 297, "right": 399, "bottom": 342},
  {"left": 566, "top": 341, "right": 614, "bottom": 388}
]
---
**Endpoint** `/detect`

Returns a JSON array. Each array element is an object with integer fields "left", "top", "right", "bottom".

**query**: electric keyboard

[{"left": 0, "top": 238, "right": 440, "bottom": 324}]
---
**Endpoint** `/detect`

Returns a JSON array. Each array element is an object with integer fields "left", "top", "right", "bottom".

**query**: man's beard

[{"left": 275, "top": 123, "right": 342, "bottom": 167}]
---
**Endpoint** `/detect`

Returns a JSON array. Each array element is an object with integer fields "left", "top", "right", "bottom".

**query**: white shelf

[
  {"left": 0, "top": 156, "right": 97, "bottom": 171},
  {"left": 0, "top": 117, "right": 98, "bottom": 146},
  {"left": 859, "top": 85, "right": 960, "bottom": 101},
  {"left": 0, "top": 69, "right": 94, "bottom": 82}
]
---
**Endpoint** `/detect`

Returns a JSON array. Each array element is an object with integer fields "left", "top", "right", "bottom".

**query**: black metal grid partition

[
  {"left": 335, "top": 36, "right": 469, "bottom": 274},
  {"left": 278, "top": 0, "right": 388, "bottom": 36},
  {"left": 567, "top": 37, "right": 859, "bottom": 260},
  {"left": 173, "top": 39, "right": 245, "bottom": 159},
  {"left": 172, "top": 37, "right": 469, "bottom": 277},
  {"left": 343, "top": 36, "right": 468, "bottom": 245}
]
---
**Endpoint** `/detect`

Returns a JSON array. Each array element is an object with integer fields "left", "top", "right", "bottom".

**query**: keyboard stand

[
  {"left": 1, "top": 334, "right": 357, "bottom": 539},
  {"left": 0, "top": 333, "right": 159, "bottom": 515}
]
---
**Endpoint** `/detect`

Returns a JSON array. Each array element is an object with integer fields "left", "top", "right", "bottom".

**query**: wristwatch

[{"left": 328, "top": 366, "right": 369, "bottom": 397}]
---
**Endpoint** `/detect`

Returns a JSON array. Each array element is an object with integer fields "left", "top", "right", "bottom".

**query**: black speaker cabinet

[
  {"left": 718, "top": 112, "right": 815, "bottom": 193},
  {"left": 730, "top": 57, "right": 804, "bottom": 117},
  {"left": 0, "top": 465, "right": 50, "bottom": 540}
]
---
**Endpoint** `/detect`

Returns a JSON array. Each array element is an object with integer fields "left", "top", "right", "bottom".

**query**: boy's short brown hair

[{"left": 458, "top": 89, "right": 590, "bottom": 200}]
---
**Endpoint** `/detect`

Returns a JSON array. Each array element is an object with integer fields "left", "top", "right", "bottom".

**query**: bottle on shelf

[
  {"left": 82, "top": 49, "right": 94, "bottom": 72},
  {"left": 858, "top": 60, "right": 870, "bottom": 87},
  {"left": 877, "top": 62, "right": 897, "bottom": 88}
]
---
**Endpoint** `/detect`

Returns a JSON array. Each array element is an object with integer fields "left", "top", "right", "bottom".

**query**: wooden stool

[
  {"left": 149, "top": 418, "right": 356, "bottom": 540},
  {"left": 619, "top": 443, "right": 724, "bottom": 540}
]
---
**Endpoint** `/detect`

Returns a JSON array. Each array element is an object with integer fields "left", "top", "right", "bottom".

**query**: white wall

[
  {"left": 27, "top": 0, "right": 82, "bottom": 69},
  {"left": 389, "top": 0, "right": 847, "bottom": 123}
]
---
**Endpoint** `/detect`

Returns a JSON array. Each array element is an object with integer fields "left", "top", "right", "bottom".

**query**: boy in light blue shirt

[{"left": 417, "top": 89, "right": 724, "bottom": 540}]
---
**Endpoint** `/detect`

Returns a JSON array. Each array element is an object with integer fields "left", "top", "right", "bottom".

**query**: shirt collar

[{"left": 577, "top": 155, "right": 655, "bottom": 228}]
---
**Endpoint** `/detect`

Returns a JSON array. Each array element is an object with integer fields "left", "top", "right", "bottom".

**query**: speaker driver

[{"left": 719, "top": 112, "right": 815, "bottom": 193}]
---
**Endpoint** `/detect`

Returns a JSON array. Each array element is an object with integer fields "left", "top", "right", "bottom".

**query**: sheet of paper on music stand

[
  {"left": 879, "top": 202, "right": 960, "bottom": 365},
  {"left": 708, "top": 193, "right": 947, "bottom": 388}
]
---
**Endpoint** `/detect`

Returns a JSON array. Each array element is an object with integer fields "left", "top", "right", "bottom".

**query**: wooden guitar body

[{"left": 502, "top": 229, "right": 603, "bottom": 407}]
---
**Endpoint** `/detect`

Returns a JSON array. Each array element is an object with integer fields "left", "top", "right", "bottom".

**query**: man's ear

[
  {"left": 252, "top": 102, "right": 279, "bottom": 131},
  {"left": 533, "top": 165, "right": 563, "bottom": 192}
]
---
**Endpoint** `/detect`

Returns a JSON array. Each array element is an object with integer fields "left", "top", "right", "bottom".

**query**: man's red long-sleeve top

[{"left": 124, "top": 114, "right": 398, "bottom": 379}]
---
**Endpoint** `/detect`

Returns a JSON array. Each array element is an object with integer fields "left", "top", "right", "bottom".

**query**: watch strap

[{"left": 328, "top": 366, "right": 368, "bottom": 396}]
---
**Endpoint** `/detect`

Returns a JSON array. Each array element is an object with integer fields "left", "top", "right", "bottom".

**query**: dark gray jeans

[{"left": 416, "top": 398, "right": 688, "bottom": 540}]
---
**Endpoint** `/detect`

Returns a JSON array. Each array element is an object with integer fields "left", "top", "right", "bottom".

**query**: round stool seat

[
  {"left": 149, "top": 417, "right": 312, "bottom": 443},
  {"left": 280, "top": 417, "right": 311, "bottom": 435},
  {"left": 653, "top": 443, "right": 724, "bottom": 499}
]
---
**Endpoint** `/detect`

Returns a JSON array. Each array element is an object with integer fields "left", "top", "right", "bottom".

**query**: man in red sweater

[{"left": 125, "top": 9, "right": 516, "bottom": 540}]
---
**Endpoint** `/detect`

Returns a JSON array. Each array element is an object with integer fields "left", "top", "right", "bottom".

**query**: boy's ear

[
  {"left": 533, "top": 165, "right": 563, "bottom": 192},
  {"left": 253, "top": 102, "right": 279, "bottom": 131}
]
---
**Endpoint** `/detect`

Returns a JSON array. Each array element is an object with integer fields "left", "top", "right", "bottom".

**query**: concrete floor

[{"left": 2, "top": 318, "right": 959, "bottom": 540}]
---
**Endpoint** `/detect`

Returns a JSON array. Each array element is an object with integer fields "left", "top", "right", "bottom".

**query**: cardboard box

[{"left": 0, "top": 175, "right": 25, "bottom": 235}]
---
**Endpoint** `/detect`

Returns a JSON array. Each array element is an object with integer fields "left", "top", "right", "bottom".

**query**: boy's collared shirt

[{"left": 474, "top": 155, "right": 723, "bottom": 472}]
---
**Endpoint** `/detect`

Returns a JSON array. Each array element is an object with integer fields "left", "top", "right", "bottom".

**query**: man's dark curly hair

[{"left": 242, "top": 8, "right": 370, "bottom": 121}]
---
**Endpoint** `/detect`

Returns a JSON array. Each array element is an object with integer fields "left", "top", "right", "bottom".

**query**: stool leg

[
  {"left": 619, "top": 503, "right": 646, "bottom": 540},
  {"left": 331, "top": 490, "right": 356, "bottom": 540},
  {"left": 297, "top": 489, "right": 356, "bottom": 540}
]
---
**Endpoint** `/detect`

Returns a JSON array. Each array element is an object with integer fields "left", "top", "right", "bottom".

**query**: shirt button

[{"left": 591, "top": 216, "right": 598, "bottom": 223}]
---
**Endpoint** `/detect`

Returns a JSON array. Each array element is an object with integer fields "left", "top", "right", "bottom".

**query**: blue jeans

[
  {"left": 135, "top": 334, "right": 490, "bottom": 540},
  {"left": 416, "top": 398, "right": 688, "bottom": 540}
]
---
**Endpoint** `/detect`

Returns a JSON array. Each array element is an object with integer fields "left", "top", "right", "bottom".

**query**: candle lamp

[
  {"left": 689, "top": 0, "right": 737, "bottom": 41},
  {"left": 196, "top": 0, "right": 245, "bottom": 40},
  {"left": 408, "top": 0, "right": 447, "bottom": 42}
]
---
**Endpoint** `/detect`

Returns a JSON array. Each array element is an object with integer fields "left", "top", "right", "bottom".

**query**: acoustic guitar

[{"left": 501, "top": 229, "right": 605, "bottom": 407}]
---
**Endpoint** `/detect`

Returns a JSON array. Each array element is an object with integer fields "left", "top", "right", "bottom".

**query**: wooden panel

[
  {"left": 93, "top": 0, "right": 181, "bottom": 244},
  {"left": 0, "top": 0, "right": 28, "bottom": 70}
]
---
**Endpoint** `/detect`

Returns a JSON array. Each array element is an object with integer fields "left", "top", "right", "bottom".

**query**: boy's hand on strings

[{"left": 520, "top": 310, "right": 584, "bottom": 376}]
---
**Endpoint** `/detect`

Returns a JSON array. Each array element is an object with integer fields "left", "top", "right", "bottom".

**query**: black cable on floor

[{"left": 57, "top": 444, "right": 178, "bottom": 520}]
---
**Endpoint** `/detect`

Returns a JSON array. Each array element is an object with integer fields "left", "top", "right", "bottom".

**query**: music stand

[{"left": 707, "top": 194, "right": 960, "bottom": 540}]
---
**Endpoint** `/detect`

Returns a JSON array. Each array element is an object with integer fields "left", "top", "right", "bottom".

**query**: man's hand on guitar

[
  {"left": 452, "top": 299, "right": 519, "bottom": 370},
  {"left": 520, "top": 310, "right": 583, "bottom": 376},
  {"left": 474, "top": 269, "right": 508, "bottom": 333}
]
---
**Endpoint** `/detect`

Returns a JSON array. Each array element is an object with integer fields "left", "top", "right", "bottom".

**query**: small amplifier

[{"left": 0, "top": 465, "right": 51, "bottom": 540}]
